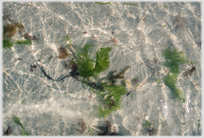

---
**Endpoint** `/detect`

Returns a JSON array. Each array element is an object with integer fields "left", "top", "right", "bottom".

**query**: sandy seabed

[{"left": 2, "top": 2, "right": 201, "bottom": 136}]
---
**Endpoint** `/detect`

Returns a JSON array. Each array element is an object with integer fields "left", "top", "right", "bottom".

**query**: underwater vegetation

[
  {"left": 95, "top": 2, "right": 112, "bottom": 5},
  {"left": 66, "top": 35, "right": 72, "bottom": 45},
  {"left": 3, "top": 20, "right": 34, "bottom": 49},
  {"left": 58, "top": 46, "right": 70, "bottom": 59},
  {"left": 142, "top": 120, "right": 157, "bottom": 136},
  {"left": 16, "top": 40, "right": 32, "bottom": 45},
  {"left": 107, "top": 66, "right": 131, "bottom": 85},
  {"left": 75, "top": 44, "right": 112, "bottom": 79},
  {"left": 162, "top": 48, "right": 188, "bottom": 74},
  {"left": 76, "top": 120, "right": 86, "bottom": 133},
  {"left": 23, "top": 33, "right": 38, "bottom": 41},
  {"left": 96, "top": 83, "right": 128, "bottom": 118},
  {"left": 3, "top": 39, "right": 32, "bottom": 49},
  {"left": 3, "top": 23, "right": 24, "bottom": 38},
  {"left": 163, "top": 73, "right": 185, "bottom": 102},
  {"left": 12, "top": 116, "right": 31, "bottom": 136},
  {"left": 162, "top": 48, "right": 187, "bottom": 102},
  {"left": 182, "top": 61, "right": 196, "bottom": 77},
  {"left": 3, "top": 125, "right": 12, "bottom": 135},
  {"left": 3, "top": 39, "right": 14, "bottom": 48},
  {"left": 124, "top": 2, "right": 138, "bottom": 6},
  {"left": 66, "top": 41, "right": 129, "bottom": 118}
]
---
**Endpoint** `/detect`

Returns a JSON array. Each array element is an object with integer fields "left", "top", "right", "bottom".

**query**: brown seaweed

[
  {"left": 108, "top": 66, "right": 131, "bottom": 84},
  {"left": 23, "top": 33, "right": 38, "bottom": 40},
  {"left": 58, "top": 46, "right": 70, "bottom": 59},
  {"left": 3, "top": 125, "right": 12, "bottom": 135},
  {"left": 4, "top": 24, "right": 17, "bottom": 38},
  {"left": 76, "top": 121, "right": 86, "bottom": 133},
  {"left": 182, "top": 63, "right": 196, "bottom": 77},
  {"left": 30, "top": 65, "right": 37, "bottom": 72},
  {"left": 4, "top": 23, "right": 24, "bottom": 38}
]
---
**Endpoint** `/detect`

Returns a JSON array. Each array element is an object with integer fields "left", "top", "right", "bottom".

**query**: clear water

[{"left": 2, "top": 2, "right": 201, "bottom": 136}]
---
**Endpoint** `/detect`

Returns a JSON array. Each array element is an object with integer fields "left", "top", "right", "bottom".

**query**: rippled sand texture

[{"left": 3, "top": 2, "right": 201, "bottom": 136}]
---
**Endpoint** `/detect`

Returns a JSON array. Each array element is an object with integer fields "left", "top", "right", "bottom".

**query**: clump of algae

[
  {"left": 162, "top": 48, "right": 188, "bottom": 102},
  {"left": 12, "top": 116, "right": 31, "bottom": 135},
  {"left": 162, "top": 48, "right": 188, "bottom": 74},
  {"left": 96, "top": 83, "right": 128, "bottom": 118},
  {"left": 3, "top": 39, "right": 14, "bottom": 48},
  {"left": 3, "top": 23, "right": 32, "bottom": 49},
  {"left": 68, "top": 40, "right": 129, "bottom": 118},
  {"left": 163, "top": 73, "right": 185, "bottom": 102}
]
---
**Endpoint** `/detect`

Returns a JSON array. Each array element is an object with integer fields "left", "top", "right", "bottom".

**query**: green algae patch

[
  {"left": 76, "top": 44, "right": 112, "bottom": 78},
  {"left": 12, "top": 116, "right": 31, "bottom": 135},
  {"left": 3, "top": 39, "right": 14, "bottom": 48},
  {"left": 162, "top": 25, "right": 167, "bottom": 28},
  {"left": 162, "top": 48, "right": 188, "bottom": 74},
  {"left": 162, "top": 48, "right": 187, "bottom": 63},
  {"left": 96, "top": 83, "right": 128, "bottom": 118},
  {"left": 21, "top": 99, "right": 25, "bottom": 104},
  {"left": 16, "top": 40, "right": 32, "bottom": 45},
  {"left": 66, "top": 34, "right": 72, "bottom": 44},
  {"left": 162, "top": 48, "right": 187, "bottom": 102},
  {"left": 124, "top": 2, "right": 138, "bottom": 6},
  {"left": 163, "top": 73, "right": 185, "bottom": 102},
  {"left": 95, "top": 2, "right": 112, "bottom": 5},
  {"left": 69, "top": 42, "right": 128, "bottom": 118},
  {"left": 143, "top": 120, "right": 151, "bottom": 128},
  {"left": 13, "top": 116, "right": 24, "bottom": 129},
  {"left": 20, "top": 129, "right": 31, "bottom": 136}
]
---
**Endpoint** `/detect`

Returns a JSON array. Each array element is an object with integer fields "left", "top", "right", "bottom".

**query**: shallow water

[{"left": 2, "top": 2, "right": 201, "bottom": 136}]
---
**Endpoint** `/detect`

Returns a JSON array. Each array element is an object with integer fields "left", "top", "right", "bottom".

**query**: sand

[{"left": 2, "top": 2, "right": 201, "bottom": 136}]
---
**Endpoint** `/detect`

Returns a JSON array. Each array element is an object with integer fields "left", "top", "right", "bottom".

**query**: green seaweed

[
  {"left": 162, "top": 48, "right": 187, "bottom": 63},
  {"left": 66, "top": 34, "right": 72, "bottom": 44},
  {"left": 98, "top": 100, "right": 121, "bottom": 118},
  {"left": 131, "top": 93, "right": 133, "bottom": 98},
  {"left": 162, "top": 25, "right": 167, "bottom": 28},
  {"left": 143, "top": 120, "right": 151, "bottom": 128},
  {"left": 162, "top": 48, "right": 188, "bottom": 74},
  {"left": 73, "top": 43, "right": 127, "bottom": 118},
  {"left": 12, "top": 116, "right": 31, "bottom": 135},
  {"left": 3, "top": 39, "right": 14, "bottom": 48},
  {"left": 12, "top": 116, "right": 24, "bottom": 129},
  {"left": 163, "top": 5, "right": 167, "bottom": 8},
  {"left": 95, "top": 2, "right": 111, "bottom": 5},
  {"left": 163, "top": 73, "right": 185, "bottom": 102},
  {"left": 163, "top": 60, "right": 179, "bottom": 74},
  {"left": 162, "top": 48, "right": 187, "bottom": 102},
  {"left": 124, "top": 2, "right": 138, "bottom": 6},
  {"left": 95, "top": 83, "right": 128, "bottom": 118},
  {"left": 21, "top": 99, "right": 25, "bottom": 104},
  {"left": 76, "top": 44, "right": 112, "bottom": 78},
  {"left": 16, "top": 40, "right": 32, "bottom": 45},
  {"left": 93, "top": 47, "right": 112, "bottom": 75},
  {"left": 76, "top": 44, "right": 96, "bottom": 77},
  {"left": 132, "top": 77, "right": 139, "bottom": 84},
  {"left": 20, "top": 129, "right": 31, "bottom": 136}
]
